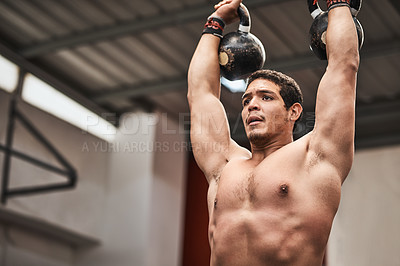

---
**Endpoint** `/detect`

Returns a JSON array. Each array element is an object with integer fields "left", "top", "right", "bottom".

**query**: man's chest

[
  {"left": 212, "top": 157, "right": 341, "bottom": 213},
  {"left": 219, "top": 163, "right": 295, "bottom": 205}
]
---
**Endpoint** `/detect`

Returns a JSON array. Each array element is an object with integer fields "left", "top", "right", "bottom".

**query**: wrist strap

[
  {"left": 202, "top": 17, "right": 225, "bottom": 39},
  {"left": 327, "top": 0, "right": 350, "bottom": 11}
]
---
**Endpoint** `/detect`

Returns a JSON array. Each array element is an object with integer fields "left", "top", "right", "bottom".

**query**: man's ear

[{"left": 290, "top": 103, "right": 303, "bottom": 121}]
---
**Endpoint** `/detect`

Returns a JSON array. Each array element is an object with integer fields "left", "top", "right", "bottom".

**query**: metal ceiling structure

[{"left": 0, "top": 0, "right": 399, "bottom": 149}]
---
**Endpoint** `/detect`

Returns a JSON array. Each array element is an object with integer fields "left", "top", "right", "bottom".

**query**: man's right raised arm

[{"left": 187, "top": 0, "right": 244, "bottom": 181}]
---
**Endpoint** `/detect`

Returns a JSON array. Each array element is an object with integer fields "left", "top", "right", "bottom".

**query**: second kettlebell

[{"left": 308, "top": 0, "right": 364, "bottom": 60}]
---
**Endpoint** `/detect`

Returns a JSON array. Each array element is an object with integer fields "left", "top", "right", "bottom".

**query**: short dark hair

[{"left": 246, "top": 69, "right": 304, "bottom": 129}]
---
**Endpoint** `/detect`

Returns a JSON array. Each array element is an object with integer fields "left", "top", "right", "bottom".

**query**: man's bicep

[
  {"left": 310, "top": 70, "right": 356, "bottom": 177},
  {"left": 189, "top": 94, "right": 232, "bottom": 176},
  {"left": 313, "top": 68, "right": 356, "bottom": 140}
]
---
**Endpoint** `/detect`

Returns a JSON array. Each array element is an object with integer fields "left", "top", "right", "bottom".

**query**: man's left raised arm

[{"left": 308, "top": 3, "right": 360, "bottom": 181}]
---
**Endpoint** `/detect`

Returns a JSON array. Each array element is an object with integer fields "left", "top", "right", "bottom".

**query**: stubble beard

[
  {"left": 247, "top": 118, "right": 291, "bottom": 146},
  {"left": 248, "top": 129, "right": 270, "bottom": 146}
]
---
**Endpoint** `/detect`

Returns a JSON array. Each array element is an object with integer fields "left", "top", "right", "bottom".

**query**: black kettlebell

[
  {"left": 308, "top": 0, "right": 364, "bottom": 60},
  {"left": 219, "top": 4, "right": 266, "bottom": 81}
]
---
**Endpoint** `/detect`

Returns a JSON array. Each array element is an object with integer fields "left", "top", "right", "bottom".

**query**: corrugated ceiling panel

[
  {"left": 358, "top": 2, "right": 394, "bottom": 42},
  {"left": 94, "top": 41, "right": 152, "bottom": 83},
  {"left": 117, "top": 36, "right": 181, "bottom": 78},
  {"left": 220, "top": 88, "right": 243, "bottom": 118},
  {"left": 288, "top": 68, "right": 320, "bottom": 110},
  {"left": 42, "top": 49, "right": 116, "bottom": 90},
  {"left": 60, "top": 0, "right": 115, "bottom": 26},
  {"left": 358, "top": 63, "right": 389, "bottom": 103},
  {"left": 367, "top": 0, "right": 400, "bottom": 36},
  {"left": 30, "top": 0, "right": 92, "bottom": 33},
  {"left": 161, "top": 24, "right": 199, "bottom": 58},
  {"left": 0, "top": 17, "right": 31, "bottom": 45},
  {"left": 140, "top": 31, "right": 189, "bottom": 71},
  {"left": 181, "top": 21, "right": 210, "bottom": 52},
  {"left": 151, "top": 0, "right": 184, "bottom": 12},
  {"left": 251, "top": 10, "right": 293, "bottom": 59},
  {"left": 366, "top": 57, "right": 400, "bottom": 98},
  {"left": 149, "top": 91, "right": 189, "bottom": 117},
  {"left": 5, "top": 0, "right": 71, "bottom": 38},
  {"left": 95, "top": 0, "right": 139, "bottom": 21},
  {"left": 73, "top": 45, "right": 131, "bottom": 88},
  {"left": 104, "top": 98, "right": 136, "bottom": 111},
  {"left": 285, "top": 0, "right": 314, "bottom": 42},
  {"left": 281, "top": 0, "right": 313, "bottom": 52},
  {"left": 75, "top": 46, "right": 137, "bottom": 86},
  {"left": 0, "top": 2, "right": 49, "bottom": 42},
  {"left": 387, "top": 55, "right": 400, "bottom": 82},
  {"left": 181, "top": 0, "right": 208, "bottom": 7},
  {"left": 358, "top": 54, "right": 400, "bottom": 102},
  {"left": 113, "top": 38, "right": 164, "bottom": 82},
  {"left": 124, "top": 0, "right": 159, "bottom": 17},
  {"left": 254, "top": 7, "right": 307, "bottom": 55}
]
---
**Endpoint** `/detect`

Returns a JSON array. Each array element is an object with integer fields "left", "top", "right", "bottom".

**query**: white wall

[
  {"left": 75, "top": 112, "right": 157, "bottom": 266},
  {"left": 75, "top": 111, "right": 188, "bottom": 266},
  {"left": 0, "top": 89, "right": 188, "bottom": 266},
  {"left": 328, "top": 145, "right": 400, "bottom": 266},
  {"left": 148, "top": 113, "right": 187, "bottom": 266},
  {"left": 0, "top": 90, "right": 109, "bottom": 265},
  {"left": 0, "top": 90, "right": 110, "bottom": 235}
]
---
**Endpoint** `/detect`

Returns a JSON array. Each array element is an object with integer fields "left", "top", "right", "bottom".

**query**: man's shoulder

[
  {"left": 200, "top": 140, "right": 251, "bottom": 181},
  {"left": 274, "top": 133, "right": 312, "bottom": 156}
]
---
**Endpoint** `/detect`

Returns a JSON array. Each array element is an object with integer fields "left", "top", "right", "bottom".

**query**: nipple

[
  {"left": 214, "top": 198, "right": 218, "bottom": 209},
  {"left": 280, "top": 184, "right": 289, "bottom": 194}
]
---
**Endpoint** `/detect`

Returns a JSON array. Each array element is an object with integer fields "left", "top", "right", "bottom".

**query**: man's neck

[{"left": 250, "top": 135, "right": 293, "bottom": 163}]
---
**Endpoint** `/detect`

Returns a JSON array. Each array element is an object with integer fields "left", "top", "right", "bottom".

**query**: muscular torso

[{"left": 207, "top": 135, "right": 342, "bottom": 266}]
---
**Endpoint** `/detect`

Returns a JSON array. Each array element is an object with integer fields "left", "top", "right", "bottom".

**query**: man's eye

[
  {"left": 262, "top": 96, "right": 272, "bottom": 101},
  {"left": 243, "top": 99, "right": 250, "bottom": 106}
]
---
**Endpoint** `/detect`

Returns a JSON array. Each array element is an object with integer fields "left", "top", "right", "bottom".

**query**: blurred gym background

[{"left": 0, "top": 0, "right": 399, "bottom": 265}]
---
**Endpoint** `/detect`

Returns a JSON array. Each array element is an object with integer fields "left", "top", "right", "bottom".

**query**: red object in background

[{"left": 182, "top": 154, "right": 210, "bottom": 266}]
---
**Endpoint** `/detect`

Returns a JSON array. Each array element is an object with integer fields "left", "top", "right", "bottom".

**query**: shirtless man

[{"left": 187, "top": 0, "right": 360, "bottom": 265}]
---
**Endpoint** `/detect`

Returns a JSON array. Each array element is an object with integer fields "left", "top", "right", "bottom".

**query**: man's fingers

[
  {"left": 211, "top": 0, "right": 241, "bottom": 24},
  {"left": 214, "top": 0, "right": 233, "bottom": 10}
]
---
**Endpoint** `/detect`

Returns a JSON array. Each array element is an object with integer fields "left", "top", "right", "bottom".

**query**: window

[
  {"left": 22, "top": 74, "right": 116, "bottom": 142},
  {"left": 221, "top": 76, "right": 246, "bottom": 93},
  {"left": 0, "top": 54, "right": 18, "bottom": 92}
]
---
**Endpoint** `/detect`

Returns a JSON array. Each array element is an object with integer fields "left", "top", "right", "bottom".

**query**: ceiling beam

[
  {"left": 93, "top": 39, "right": 400, "bottom": 103},
  {"left": 20, "top": 0, "right": 283, "bottom": 58}
]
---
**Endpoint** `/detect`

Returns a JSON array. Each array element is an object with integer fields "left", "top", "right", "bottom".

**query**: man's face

[{"left": 241, "top": 79, "right": 292, "bottom": 144}]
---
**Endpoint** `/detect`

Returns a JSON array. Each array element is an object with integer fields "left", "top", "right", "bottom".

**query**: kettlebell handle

[
  {"left": 307, "top": 0, "right": 323, "bottom": 19},
  {"left": 238, "top": 4, "right": 251, "bottom": 33}
]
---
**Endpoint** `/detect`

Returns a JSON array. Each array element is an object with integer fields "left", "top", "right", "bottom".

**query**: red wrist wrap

[{"left": 202, "top": 17, "right": 225, "bottom": 39}]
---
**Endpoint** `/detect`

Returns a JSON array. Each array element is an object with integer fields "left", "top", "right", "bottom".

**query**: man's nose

[{"left": 248, "top": 98, "right": 260, "bottom": 111}]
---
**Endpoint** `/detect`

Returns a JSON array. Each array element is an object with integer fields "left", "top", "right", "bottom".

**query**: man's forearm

[
  {"left": 326, "top": 6, "right": 360, "bottom": 69},
  {"left": 187, "top": 34, "right": 222, "bottom": 99},
  {"left": 188, "top": 0, "right": 241, "bottom": 100}
]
